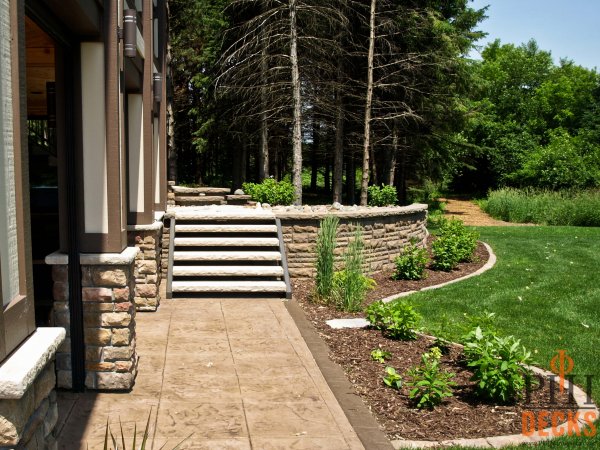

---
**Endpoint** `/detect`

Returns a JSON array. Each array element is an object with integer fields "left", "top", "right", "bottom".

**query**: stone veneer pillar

[
  {"left": 46, "top": 248, "right": 139, "bottom": 390},
  {"left": 0, "top": 328, "right": 65, "bottom": 449},
  {"left": 127, "top": 215, "right": 164, "bottom": 311}
]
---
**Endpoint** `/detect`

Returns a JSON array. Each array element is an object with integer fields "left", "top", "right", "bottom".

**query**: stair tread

[
  {"left": 171, "top": 280, "right": 287, "bottom": 293},
  {"left": 173, "top": 266, "right": 284, "bottom": 276},
  {"left": 174, "top": 237, "right": 279, "bottom": 247},
  {"left": 175, "top": 224, "right": 277, "bottom": 233},
  {"left": 173, "top": 251, "right": 281, "bottom": 261}
]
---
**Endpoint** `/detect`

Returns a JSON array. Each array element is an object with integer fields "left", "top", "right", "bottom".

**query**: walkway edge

[{"left": 285, "top": 299, "right": 395, "bottom": 450}]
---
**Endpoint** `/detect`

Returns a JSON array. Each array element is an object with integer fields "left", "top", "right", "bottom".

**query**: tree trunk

[
  {"left": 388, "top": 120, "right": 398, "bottom": 186},
  {"left": 346, "top": 151, "right": 355, "bottom": 204},
  {"left": 360, "top": 0, "right": 376, "bottom": 206},
  {"left": 370, "top": 140, "right": 377, "bottom": 186},
  {"left": 333, "top": 58, "right": 344, "bottom": 203},
  {"left": 259, "top": 25, "right": 269, "bottom": 180},
  {"left": 290, "top": 0, "right": 303, "bottom": 205},
  {"left": 311, "top": 116, "right": 319, "bottom": 192},
  {"left": 324, "top": 157, "right": 331, "bottom": 195}
]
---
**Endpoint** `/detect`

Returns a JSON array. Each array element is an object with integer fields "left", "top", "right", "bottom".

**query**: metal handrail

[
  {"left": 166, "top": 216, "right": 175, "bottom": 299},
  {"left": 276, "top": 218, "right": 293, "bottom": 299}
]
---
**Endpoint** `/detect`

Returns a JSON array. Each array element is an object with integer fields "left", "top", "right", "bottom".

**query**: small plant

[
  {"left": 242, "top": 178, "right": 295, "bottom": 205},
  {"left": 368, "top": 184, "right": 397, "bottom": 206},
  {"left": 101, "top": 408, "right": 191, "bottom": 449},
  {"left": 331, "top": 225, "right": 375, "bottom": 311},
  {"left": 405, "top": 347, "right": 456, "bottom": 409},
  {"left": 462, "top": 326, "right": 535, "bottom": 404},
  {"left": 365, "top": 300, "right": 421, "bottom": 340},
  {"left": 383, "top": 366, "right": 403, "bottom": 390},
  {"left": 371, "top": 348, "right": 392, "bottom": 363},
  {"left": 392, "top": 242, "right": 429, "bottom": 280},
  {"left": 315, "top": 215, "right": 340, "bottom": 299}
]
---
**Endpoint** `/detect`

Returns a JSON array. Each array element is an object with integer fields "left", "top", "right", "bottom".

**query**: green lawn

[{"left": 406, "top": 226, "right": 599, "bottom": 449}]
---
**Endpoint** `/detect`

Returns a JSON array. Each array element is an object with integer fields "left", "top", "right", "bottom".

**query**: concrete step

[
  {"left": 174, "top": 237, "right": 279, "bottom": 247},
  {"left": 175, "top": 224, "right": 278, "bottom": 234},
  {"left": 173, "top": 209, "right": 275, "bottom": 221},
  {"left": 172, "top": 265, "right": 284, "bottom": 277},
  {"left": 176, "top": 196, "right": 226, "bottom": 205},
  {"left": 173, "top": 251, "right": 281, "bottom": 262},
  {"left": 171, "top": 280, "right": 287, "bottom": 293},
  {"left": 172, "top": 186, "right": 231, "bottom": 195}
]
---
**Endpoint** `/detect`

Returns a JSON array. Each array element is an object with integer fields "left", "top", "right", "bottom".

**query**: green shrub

[
  {"left": 462, "top": 326, "right": 535, "bottom": 404},
  {"left": 330, "top": 225, "right": 375, "bottom": 311},
  {"left": 367, "top": 184, "right": 397, "bottom": 206},
  {"left": 242, "top": 178, "right": 295, "bottom": 205},
  {"left": 484, "top": 188, "right": 600, "bottom": 226},
  {"left": 365, "top": 300, "right": 421, "bottom": 340},
  {"left": 431, "top": 237, "right": 461, "bottom": 271},
  {"left": 315, "top": 216, "right": 339, "bottom": 299},
  {"left": 392, "top": 242, "right": 429, "bottom": 280},
  {"left": 437, "top": 218, "right": 479, "bottom": 262},
  {"left": 431, "top": 218, "right": 478, "bottom": 271},
  {"left": 405, "top": 347, "right": 456, "bottom": 409}
]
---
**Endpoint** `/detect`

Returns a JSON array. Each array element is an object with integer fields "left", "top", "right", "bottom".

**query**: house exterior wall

[{"left": 0, "top": 1, "right": 64, "bottom": 447}]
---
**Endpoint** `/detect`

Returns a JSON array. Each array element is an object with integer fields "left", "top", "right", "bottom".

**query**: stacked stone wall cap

[
  {"left": 45, "top": 247, "right": 140, "bottom": 266},
  {"left": 273, "top": 203, "right": 427, "bottom": 220},
  {"left": 0, "top": 328, "right": 65, "bottom": 399}
]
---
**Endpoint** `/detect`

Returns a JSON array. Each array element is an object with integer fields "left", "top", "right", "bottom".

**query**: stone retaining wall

[
  {"left": 48, "top": 249, "right": 139, "bottom": 390},
  {"left": 275, "top": 204, "right": 428, "bottom": 278}
]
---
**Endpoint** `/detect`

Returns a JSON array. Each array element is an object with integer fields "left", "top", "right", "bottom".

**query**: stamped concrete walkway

[{"left": 54, "top": 299, "right": 364, "bottom": 449}]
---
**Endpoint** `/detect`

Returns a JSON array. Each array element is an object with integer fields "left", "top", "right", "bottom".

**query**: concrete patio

[{"left": 54, "top": 298, "right": 364, "bottom": 449}]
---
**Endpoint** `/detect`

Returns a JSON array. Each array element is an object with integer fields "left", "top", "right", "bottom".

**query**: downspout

[{"left": 65, "top": 50, "right": 85, "bottom": 392}]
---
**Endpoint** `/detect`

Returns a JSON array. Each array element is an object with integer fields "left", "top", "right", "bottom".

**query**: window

[{"left": 0, "top": 3, "right": 36, "bottom": 362}]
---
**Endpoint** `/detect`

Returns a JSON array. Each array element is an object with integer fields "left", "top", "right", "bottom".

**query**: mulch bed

[{"left": 293, "top": 239, "right": 576, "bottom": 442}]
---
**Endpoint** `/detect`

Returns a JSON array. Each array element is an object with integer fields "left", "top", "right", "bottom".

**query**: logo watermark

[{"left": 521, "top": 350, "right": 597, "bottom": 438}]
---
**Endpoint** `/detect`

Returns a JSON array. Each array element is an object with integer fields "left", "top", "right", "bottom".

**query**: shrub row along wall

[{"left": 274, "top": 204, "right": 428, "bottom": 278}]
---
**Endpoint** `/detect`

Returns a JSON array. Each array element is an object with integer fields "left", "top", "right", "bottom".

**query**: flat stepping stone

[
  {"left": 173, "top": 265, "right": 284, "bottom": 277},
  {"left": 171, "top": 280, "right": 287, "bottom": 293},
  {"left": 174, "top": 237, "right": 279, "bottom": 247},
  {"left": 176, "top": 196, "right": 226, "bottom": 204},
  {"left": 175, "top": 224, "right": 277, "bottom": 233},
  {"left": 173, "top": 251, "right": 281, "bottom": 262},
  {"left": 326, "top": 318, "right": 370, "bottom": 329}
]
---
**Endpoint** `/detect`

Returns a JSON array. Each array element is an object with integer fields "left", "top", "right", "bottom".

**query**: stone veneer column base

[
  {"left": 0, "top": 328, "right": 65, "bottom": 449},
  {"left": 127, "top": 215, "right": 164, "bottom": 312},
  {"left": 46, "top": 248, "right": 139, "bottom": 390}
]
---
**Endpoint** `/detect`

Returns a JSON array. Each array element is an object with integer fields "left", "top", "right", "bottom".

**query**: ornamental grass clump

[
  {"left": 314, "top": 215, "right": 339, "bottom": 299},
  {"left": 331, "top": 225, "right": 375, "bottom": 311}
]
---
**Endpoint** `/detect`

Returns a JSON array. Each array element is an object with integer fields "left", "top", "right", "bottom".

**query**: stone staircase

[
  {"left": 169, "top": 186, "right": 253, "bottom": 207},
  {"left": 166, "top": 207, "right": 292, "bottom": 299}
]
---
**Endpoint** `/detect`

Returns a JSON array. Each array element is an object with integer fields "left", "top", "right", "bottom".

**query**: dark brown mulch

[{"left": 293, "top": 241, "right": 576, "bottom": 442}]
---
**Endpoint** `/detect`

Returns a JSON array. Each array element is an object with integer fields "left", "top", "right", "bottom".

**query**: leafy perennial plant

[{"left": 405, "top": 347, "right": 456, "bottom": 409}]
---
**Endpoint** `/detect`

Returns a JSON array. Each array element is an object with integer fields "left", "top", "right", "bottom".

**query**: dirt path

[{"left": 441, "top": 198, "right": 517, "bottom": 226}]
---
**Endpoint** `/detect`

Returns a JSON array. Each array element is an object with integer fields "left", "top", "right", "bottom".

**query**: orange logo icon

[{"left": 550, "top": 350, "right": 574, "bottom": 393}]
